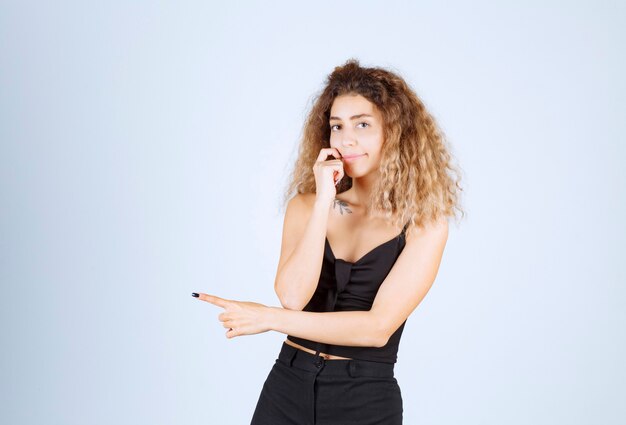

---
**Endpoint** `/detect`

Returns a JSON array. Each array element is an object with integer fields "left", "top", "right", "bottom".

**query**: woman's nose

[{"left": 341, "top": 131, "right": 356, "bottom": 146}]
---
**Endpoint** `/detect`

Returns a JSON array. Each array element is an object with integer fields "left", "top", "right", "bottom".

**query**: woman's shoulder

[
  {"left": 283, "top": 193, "right": 318, "bottom": 226},
  {"left": 404, "top": 216, "right": 449, "bottom": 245},
  {"left": 288, "top": 192, "right": 317, "bottom": 209}
]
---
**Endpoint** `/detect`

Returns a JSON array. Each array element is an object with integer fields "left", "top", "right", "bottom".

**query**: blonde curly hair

[{"left": 283, "top": 58, "right": 465, "bottom": 237}]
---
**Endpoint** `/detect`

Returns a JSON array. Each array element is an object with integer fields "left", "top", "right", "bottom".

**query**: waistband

[{"left": 277, "top": 341, "right": 395, "bottom": 378}]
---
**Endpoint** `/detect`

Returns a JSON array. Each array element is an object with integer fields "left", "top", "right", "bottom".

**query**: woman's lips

[{"left": 342, "top": 154, "right": 366, "bottom": 162}]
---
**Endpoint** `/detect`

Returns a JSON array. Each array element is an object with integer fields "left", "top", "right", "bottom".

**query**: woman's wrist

[{"left": 264, "top": 306, "right": 281, "bottom": 332}]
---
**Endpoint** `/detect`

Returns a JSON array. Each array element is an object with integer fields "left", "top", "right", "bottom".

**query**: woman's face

[{"left": 329, "top": 93, "right": 385, "bottom": 179}]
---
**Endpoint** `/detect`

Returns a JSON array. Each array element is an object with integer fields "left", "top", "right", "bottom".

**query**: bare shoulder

[
  {"left": 282, "top": 192, "right": 318, "bottom": 238},
  {"left": 276, "top": 193, "right": 317, "bottom": 275},
  {"left": 286, "top": 192, "right": 316, "bottom": 215},
  {"left": 405, "top": 216, "right": 449, "bottom": 247},
  {"left": 297, "top": 192, "right": 317, "bottom": 205}
]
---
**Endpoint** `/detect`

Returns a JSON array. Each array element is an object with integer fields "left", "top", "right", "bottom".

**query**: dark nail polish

[{"left": 191, "top": 292, "right": 199, "bottom": 297}]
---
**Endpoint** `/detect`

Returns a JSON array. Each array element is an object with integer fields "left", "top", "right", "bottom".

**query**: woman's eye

[{"left": 330, "top": 122, "right": 369, "bottom": 131}]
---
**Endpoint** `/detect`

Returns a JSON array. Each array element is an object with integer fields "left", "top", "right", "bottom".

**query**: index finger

[
  {"left": 194, "top": 293, "right": 229, "bottom": 308},
  {"left": 316, "top": 147, "right": 342, "bottom": 162}
]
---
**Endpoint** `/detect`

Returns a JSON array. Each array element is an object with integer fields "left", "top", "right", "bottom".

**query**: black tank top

[{"left": 286, "top": 221, "right": 410, "bottom": 364}]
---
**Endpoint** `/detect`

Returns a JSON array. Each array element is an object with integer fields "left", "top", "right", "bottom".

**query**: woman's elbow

[
  {"left": 274, "top": 286, "right": 306, "bottom": 311},
  {"left": 274, "top": 277, "right": 317, "bottom": 310},
  {"left": 369, "top": 314, "right": 392, "bottom": 348},
  {"left": 278, "top": 298, "right": 305, "bottom": 311},
  {"left": 372, "top": 333, "right": 390, "bottom": 348}
]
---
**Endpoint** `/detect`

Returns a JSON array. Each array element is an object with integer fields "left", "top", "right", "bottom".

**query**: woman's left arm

[{"left": 195, "top": 218, "right": 448, "bottom": 347}]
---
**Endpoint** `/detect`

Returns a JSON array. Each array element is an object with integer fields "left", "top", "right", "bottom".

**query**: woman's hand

[
  {"left": 313, "top": 147, "right": 344, "bottom": 204},
  {"left": 192, "top": 292, "right": 272, "bottom": 339}
]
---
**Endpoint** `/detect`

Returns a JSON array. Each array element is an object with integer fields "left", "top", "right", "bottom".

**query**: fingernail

[{"left": 191, "top": 292, "right": 199, "bottom": 297}]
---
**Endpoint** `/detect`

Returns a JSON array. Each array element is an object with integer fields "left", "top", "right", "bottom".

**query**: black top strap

[{"left": 401, "top": 221, "right": 410, "bottom": 235}]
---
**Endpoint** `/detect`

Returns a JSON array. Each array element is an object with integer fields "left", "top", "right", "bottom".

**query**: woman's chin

[{"left": 345, "top": 166, "right": 373, "bottom": 178}]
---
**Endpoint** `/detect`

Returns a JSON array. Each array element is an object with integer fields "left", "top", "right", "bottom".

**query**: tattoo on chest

[{"left": 333, "top": 199, "right": 352, "bottom": 215}]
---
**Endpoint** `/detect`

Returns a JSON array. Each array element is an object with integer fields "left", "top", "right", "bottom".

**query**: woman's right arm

[
  {"left": 274, "top": 194, "right": 333, "bottom": 310},
  {"left": 275, "top": 147, "right": 344, "bottom": 310}
]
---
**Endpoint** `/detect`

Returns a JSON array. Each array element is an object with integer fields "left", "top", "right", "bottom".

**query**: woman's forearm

[
  {"left": 266, "top": 306, "right": 386, "bottom": 348},
  {"left": 275, "top": 198, "right": 332, "bottom": 310}
]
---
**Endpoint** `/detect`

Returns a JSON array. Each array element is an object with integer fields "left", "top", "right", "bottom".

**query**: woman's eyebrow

[{"left": 329, "top": 113, "right": 373, "bottom": 121}]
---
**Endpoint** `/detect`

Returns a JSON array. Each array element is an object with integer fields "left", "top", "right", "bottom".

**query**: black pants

[{"left": 250, "top": 341, "right": 403, "bottom": 425}]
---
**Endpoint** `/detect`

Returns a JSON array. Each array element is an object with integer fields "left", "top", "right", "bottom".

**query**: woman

[{"left": 192, "top": 58, "right": 464, "bottom": 424}]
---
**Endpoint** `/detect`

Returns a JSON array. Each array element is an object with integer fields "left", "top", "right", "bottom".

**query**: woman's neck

[{"left": 339, "top": 178, "right": 392, "bottom": 218}]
